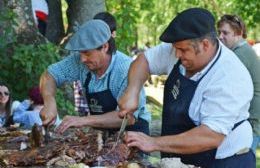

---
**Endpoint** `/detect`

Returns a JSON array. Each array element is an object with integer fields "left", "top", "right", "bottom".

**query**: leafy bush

[
  {"left": 3, "top": 43, "right": 59, "bottom": 98},
  {"left": 1, "top": 42, "right": 74, "bottom": 115},
  {"left": 0, "top": 8, "right": 75, "bottom": 117}
]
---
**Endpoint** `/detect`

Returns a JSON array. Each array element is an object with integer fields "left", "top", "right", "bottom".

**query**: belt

[{"left": 235, "top": 147, "right": 250, "bottom": 155}]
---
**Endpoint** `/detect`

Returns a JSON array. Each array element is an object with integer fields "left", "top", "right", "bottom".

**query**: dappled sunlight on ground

[
  {"left": 257, "top": 148, "right": 260, "bottom": 167},
  {"left": 145, "top": 86, "right": 164, "bottom": 105}
]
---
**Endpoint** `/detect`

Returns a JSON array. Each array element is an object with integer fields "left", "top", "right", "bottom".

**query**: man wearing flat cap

[
  {"left": 119, "top": 8, "right": 255, "bottom": 167},
  {"left": 39, "top": 19, "right": 150, "bottom": 136}
]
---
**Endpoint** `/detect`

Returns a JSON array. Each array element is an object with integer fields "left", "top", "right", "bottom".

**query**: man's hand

[
  {"left": 40, "top": 100, "right": 57, "bottom": 126},
  {"left": 118, "top": 88, "right": 139, "bottom": 119},
  {"left": 124, "top": 131, "right": 157, "bottom": 152},
  {"left": 55, "top": 116, "right": 86, "bottom": 134}
]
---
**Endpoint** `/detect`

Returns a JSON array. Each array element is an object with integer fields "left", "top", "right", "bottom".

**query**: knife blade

[
  {"left": 113, "top": 115, "right": 128, "bottom": 148},
  {"left": 44, "top": 125, "right": 50, "bottom": 144},
  {"left": 118, "top": 115, "right": 128, "bottom": 140}
]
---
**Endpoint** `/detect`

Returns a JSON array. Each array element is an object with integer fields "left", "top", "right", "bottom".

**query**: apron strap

[
  {"left": 232, "top": 120, "right": 246, "bottom": 131},
  {"left": 85, "top": 72, "right": 112, "bottom": 93},
  {"left": 84, "top": 72, "right": 92, "bottom": 93},
  {"left": 106, "top": 72, "right": 112, "bottom": 89},
  {"left": 198, "top": 47, "right": 222, "bottom": 82}
]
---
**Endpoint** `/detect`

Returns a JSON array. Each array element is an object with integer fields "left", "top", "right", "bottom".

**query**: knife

[
  {"left": 113, "top": 115, "right": 128, "bottom": 148},
  {"left": 44, "top": 125, "right": 50, "bottom": 144}
]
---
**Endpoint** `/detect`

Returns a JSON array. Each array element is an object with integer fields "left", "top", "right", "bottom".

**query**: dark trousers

[
  {"left": 37, "top": 19, "right": 47, "bottom": 36},
  {"left": 210, "top": 150, "right": 256, "bottom": 168}
]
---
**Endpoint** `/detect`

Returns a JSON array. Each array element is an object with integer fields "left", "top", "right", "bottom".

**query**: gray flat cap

[{"left": 65, "top": 19, "right": 111, "bottom": 51}]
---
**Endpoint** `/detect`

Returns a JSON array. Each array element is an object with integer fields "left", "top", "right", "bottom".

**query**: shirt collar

[
  {"left": 231, "top": 39, "right": 247, "bottom": 51},
  {"left": 189, "top": 40, "right": 221, "bottom": 81}
]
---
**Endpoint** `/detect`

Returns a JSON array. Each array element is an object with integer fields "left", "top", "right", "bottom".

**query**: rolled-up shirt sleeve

[{"left": 144, "top": 43, "right": 177, "bottom": 75}]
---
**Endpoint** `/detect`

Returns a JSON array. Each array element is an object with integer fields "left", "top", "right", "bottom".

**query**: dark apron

[
  {"left": 161, "top": 48, "right": 255, "bottom": 168},
  {"left": 85, "top": 72, "right": 118, "bottom": 115},
  {"left": 84, "top": 72, "right": 149, "bottom": 135}
]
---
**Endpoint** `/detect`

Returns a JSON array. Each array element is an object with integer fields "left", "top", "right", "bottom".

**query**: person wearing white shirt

[
  {"left": 31, "top": 0, "right": 48, "bottom": 35},
  {"left": 118, "top": 8, "right": 255, "bottom": 168}
]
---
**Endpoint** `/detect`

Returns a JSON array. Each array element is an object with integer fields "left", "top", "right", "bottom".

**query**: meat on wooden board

[{"left": 0, "top": 126, "right": 143, "bottom": 167}]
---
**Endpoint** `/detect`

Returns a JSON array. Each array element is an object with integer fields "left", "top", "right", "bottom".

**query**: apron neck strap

[{"left": 84, "top": 72, "right": 112, "bottom": 93}]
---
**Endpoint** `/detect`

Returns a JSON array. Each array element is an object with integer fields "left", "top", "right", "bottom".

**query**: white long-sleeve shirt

[{"left": 144, "top": 41, "right": 253, "bottom": 159}]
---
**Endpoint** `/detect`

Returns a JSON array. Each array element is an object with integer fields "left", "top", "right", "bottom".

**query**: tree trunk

[
  {"left": 45, "top": 0, "right": 65, "bottom": 44},
  {"left": 0, "top": 0, "right": 5, "bottom": 38},
  {"left": 0, "top": 0, "right": 4, "bottom": 10},
  {"left": 66, "top": 0, "right": 106, "bottom": 34},
  {"left": 7, "top": 0, "right": 47, "bottom": 44}
]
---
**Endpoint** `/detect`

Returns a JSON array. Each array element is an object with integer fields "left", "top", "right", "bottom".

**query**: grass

[{"left": 257, "top": 149, "right": 260, "bottom": 167}]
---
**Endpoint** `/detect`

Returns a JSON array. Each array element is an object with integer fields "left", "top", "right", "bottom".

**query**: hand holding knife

[
  {"left": 40, "top": 112, "right": 54, "bottom": 144},
  {"left": 112, "top": 115, "right": 128, "bottom": 149},
  {"left": 44, "top": 125, "right": 50, "bottom": 144},
  {"left": 117, "top": 115, "right": 128, "bottom": 141}
]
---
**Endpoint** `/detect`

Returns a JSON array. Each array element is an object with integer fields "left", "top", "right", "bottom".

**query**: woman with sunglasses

[{"left": 0, "top": 82, "right": 13, "bottom": 127}]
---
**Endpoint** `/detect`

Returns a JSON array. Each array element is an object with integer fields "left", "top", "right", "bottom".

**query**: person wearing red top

[{"left": 31, "top": 0, "right": 49, "bottom": 36}]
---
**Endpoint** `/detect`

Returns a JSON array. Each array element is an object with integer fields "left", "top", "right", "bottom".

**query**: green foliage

[
  {"left": 106, "top": 0, "right": 140, "bottom": 55},
  {"left": 146, "top": 96, "right": 162, "bottom": 120},
  {"left": 0, "top": 41, "right": 75, "bottom": 117},
  {"left": 232, "top": 0, "right": 260, "bottom": 28},
  {"left": 1, "top": 43, "right": 60, "bottom": 99},
  {"left": 106, "top": 0, "right": 260, "bottom": 50},
  {"left": 257, "top": 148, "right": 260, "bottom": 167},
  {"left": 0, "top": 7, "right": 74, "bottom": 117},
  {"left": 56, "top": 89, "right": 75, "bottom": 118}
]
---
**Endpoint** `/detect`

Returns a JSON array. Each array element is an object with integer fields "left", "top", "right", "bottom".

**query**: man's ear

[
  {"left": 111, "top": 31, "right": 116, "bottom": 38},
  {"left": 201, "top": 39, "right": 210, "bottom": 52},
  {"left": 102, "top": 42, "right": 109, "bottom": 52}
]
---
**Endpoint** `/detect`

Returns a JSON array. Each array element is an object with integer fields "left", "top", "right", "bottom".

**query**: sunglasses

[
  {"left": 0, "top": 92, "right": 9, "bottom": 96},
  {"left": 224, "top": 15, "right": 242, "bottom": 28}
]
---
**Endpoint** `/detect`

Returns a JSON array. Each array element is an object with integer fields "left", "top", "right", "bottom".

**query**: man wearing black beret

[{"left": 118, "top": 8, "right": 255, "bottom": 167}]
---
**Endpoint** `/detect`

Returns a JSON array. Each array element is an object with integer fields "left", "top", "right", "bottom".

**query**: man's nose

[
  {"left": 218, "top": 33, "right": 224, "bottom": 40},
  {"left": 81, "top": 57, "right": 86, "bottom": 62},
  {"left": 175, "top": 50, "right": 182, "bottom": 59},
  {"left": 80, "top": 54, "right": 88, "bottom": 62}
]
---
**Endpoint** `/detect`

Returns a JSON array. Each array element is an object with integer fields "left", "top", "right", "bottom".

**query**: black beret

[{"left": 159, "top": 8, "right": 216, "bottom": 43}]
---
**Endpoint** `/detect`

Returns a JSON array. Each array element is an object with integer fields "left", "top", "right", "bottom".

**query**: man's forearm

[
  {"left": 85, "top": 111, "right": 123, "bottom": 128},
  {"left": 40, "top": 71, "right": 57, "bottom": 101},
  {"left": 154, "top": 125, "right": 225, "bottom": 154},
  {"left": 39, "top": 71, "right": 58, "bottom": 124},
  {"left": 128, "top": 53, "right": 150, "bottom": 94}
]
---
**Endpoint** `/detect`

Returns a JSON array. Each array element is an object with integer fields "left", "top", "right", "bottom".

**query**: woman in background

[
  {"left": 13, "top": 86, "right": 43, "bottom": 129},
  {"left": 13, "top": 86, "right": 60, "bottom": 129},
  {"left": 0, "top": 82, "right": 13, "bottom": 127}
]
